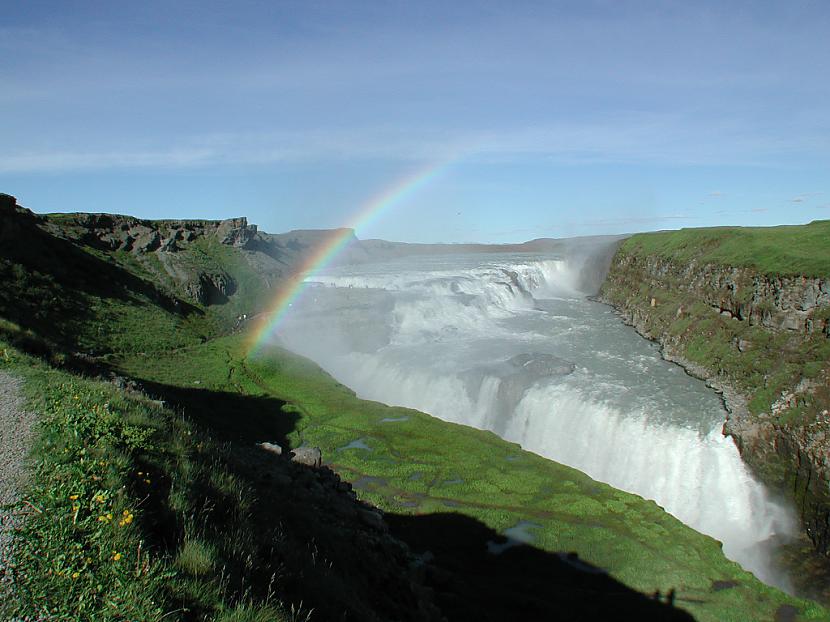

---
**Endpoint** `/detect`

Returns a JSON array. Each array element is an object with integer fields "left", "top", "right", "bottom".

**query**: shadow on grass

[
  {"left": 388, "top": 511, "right": 695, "bottom": 621},
  {"left": 139, "top": 377, "right": 696, "bottom": 621},
  {"left": 138, "top": 379, "right": 296, "bottom": 447}
]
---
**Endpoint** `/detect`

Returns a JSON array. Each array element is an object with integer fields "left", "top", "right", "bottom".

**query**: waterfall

[{"left": 275, "top": 246, "right": 795, "bottom": 589}]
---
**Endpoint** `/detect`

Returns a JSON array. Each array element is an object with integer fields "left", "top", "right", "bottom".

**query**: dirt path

[{"left": 0, "top": 372, "right": 37, "bottom": 590}]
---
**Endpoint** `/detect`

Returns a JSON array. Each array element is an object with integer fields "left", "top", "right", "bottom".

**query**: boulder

[
  {"left": 257, "top": 441, "right": 283, "bottom": 456},
  {"left": 290, "top": 446, "right": 323, "bottom": 468}
]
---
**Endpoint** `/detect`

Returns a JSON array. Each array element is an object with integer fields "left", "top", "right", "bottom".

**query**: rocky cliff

[
  {"left": 597, "top": 224, "right": 830, "bottom": 569},
  {"left": 0, "top": 194, "right": 356, "bottom": 314}
]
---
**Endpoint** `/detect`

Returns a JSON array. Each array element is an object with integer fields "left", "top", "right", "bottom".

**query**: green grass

[
  {"left": 0, "top": 342, "right": 300, "bottom": 622},
  {"left": 621, "top": 220, "right": 830, "bottom": 276},
  {"left": 116, "top": 333, "right": 829, "bottom": 622}
]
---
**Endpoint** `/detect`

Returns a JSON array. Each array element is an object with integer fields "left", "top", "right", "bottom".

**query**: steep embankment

[
  {"left": 598, "top": 221, "right": 830, "bottom": 588},
  {"left": 1, "top": 192, "right": 826, "bottom": 620}
]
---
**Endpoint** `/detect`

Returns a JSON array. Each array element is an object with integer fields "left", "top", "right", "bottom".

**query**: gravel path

[{"left": 0, "top": 372, "right": 37, "bottom": 594}]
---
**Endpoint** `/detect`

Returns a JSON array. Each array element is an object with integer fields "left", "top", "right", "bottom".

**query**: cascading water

[{"left": 274, "top": 248, "right": 796, "bottom": 589}]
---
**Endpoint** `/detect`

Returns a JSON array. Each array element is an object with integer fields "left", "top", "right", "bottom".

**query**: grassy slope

[
  {"left": 0, "top": 342, "right": 310, "bottom": 622},
  {"left": 0, "top": 210, "right": 217, "bottom": 357},
  {"left": 622, "top": 220, "right": 830, "bottom": 277},
  {"left": 117, "top": 334, "right": 827, "bottom": 622}
]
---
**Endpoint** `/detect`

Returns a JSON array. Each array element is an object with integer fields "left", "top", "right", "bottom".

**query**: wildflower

[
  {"left": 112, "top": 552, "right": 122, "bottom": 561},
  {"left": 144, "top": 479, "right": 151, "bottom": 484},
  {"left": 72, "top": 571, "right": 80, "bottom": 579},
  {"left": 119, "top": 510, "right": 134, "bottom": 527},
  {"left": 94, "top": 494, "right": 105, "bottom": 504},
  {"left": 69, "top": 494, "right": 79, "bottom": 500}
]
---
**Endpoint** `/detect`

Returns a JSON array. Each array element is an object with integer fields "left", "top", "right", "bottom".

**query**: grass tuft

[{"left": 176, "top": 539, "right": 218, "bottom": 576}]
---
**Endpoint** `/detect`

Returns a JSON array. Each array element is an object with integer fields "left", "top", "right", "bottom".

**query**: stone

[
  {"left": 290, "top": 446, "right": 323, "bottom": 468},
  {"left": 258, "top": 441, "right": 283, "bottom": 456}
]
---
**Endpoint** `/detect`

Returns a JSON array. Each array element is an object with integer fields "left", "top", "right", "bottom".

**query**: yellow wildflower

[
  {"left": 69, "top": 494, "right": 79, "bottom": 500},
  {"left": 72, "top": 571, "right": 80, "bottom": 579},
  {"left": 112, "top": 552, "right": 122, "bottom": 561},
  {"left": 94, "top": 494, "right": 105, "bottom": 504}
]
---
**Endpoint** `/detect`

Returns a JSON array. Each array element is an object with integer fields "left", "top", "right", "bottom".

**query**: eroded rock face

[
  {"left": 216, "top": 217, "right": 257, "bottom": 248},
  {"left": 184, "top": 271, "right": 236, "bottom": 305},
  {"left": 45, "top": 212, "right": 261, "bottom": 256},
  {"left": 610, "top": 254, "right": 830, "bottom": 337}
]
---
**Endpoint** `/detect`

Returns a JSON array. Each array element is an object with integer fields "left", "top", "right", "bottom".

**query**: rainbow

[{"left": 248, "top": 158, "right": 457, "bottom": 354}]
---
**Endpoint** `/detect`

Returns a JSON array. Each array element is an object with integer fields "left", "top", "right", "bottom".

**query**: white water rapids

[{"left": 272, "top": 249, "right": 795, "bottom": 589}]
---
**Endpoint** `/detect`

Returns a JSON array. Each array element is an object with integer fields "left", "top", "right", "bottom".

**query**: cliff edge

[{"left": 597, "top": 221, "right": 830, "bottom": 585}]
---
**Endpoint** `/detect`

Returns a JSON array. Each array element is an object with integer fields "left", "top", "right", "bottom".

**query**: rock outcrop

[{"left": 43, "top": 212, "right": 258, "bottom": 256}]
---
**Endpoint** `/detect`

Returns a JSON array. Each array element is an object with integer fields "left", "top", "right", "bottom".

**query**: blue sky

[{"left": 2, "top": 1, "right": 829, "bottom": 242}]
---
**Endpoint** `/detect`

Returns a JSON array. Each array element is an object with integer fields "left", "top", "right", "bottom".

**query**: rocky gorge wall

[{"left": 597, "top": 242, "right": 830, "bottom": 565}]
